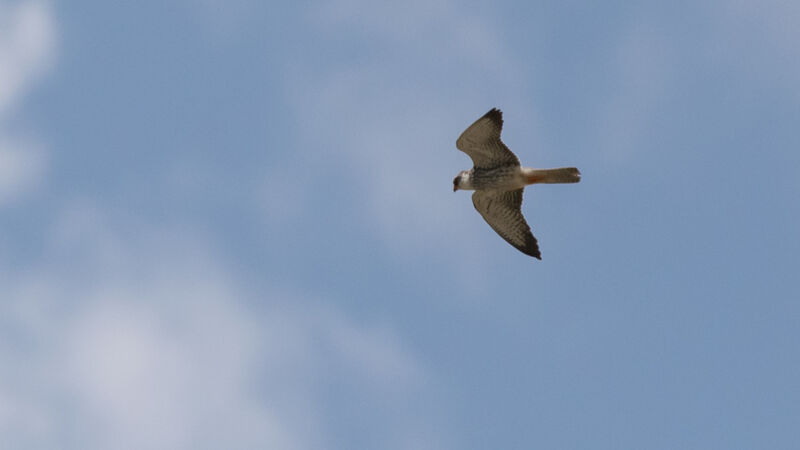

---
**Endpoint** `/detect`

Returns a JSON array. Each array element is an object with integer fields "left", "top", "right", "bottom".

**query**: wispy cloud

[
  {"left": 715, "top": 0, "right": 800, "bottom": 98},
  {"left": 0, "top": 202, "right": 442, "bottom": 449},
  {"left": 181, "top": 0, "right": 259, "bottom": 39},
  {"left": 0, "top": 0, "right": 55, "bottom": 116},
  {"left": 0, "top": 0, "right": 56, "bottom": 205},
  {"left": 309, "top": 0, "right": 513, "bottom": 75},
  {"left": 284, "top": 1, "right": 523, "bottom": 277},
  {"left": 595, "top": 18, "right": 674, "bottom": 162},
  {"left": 0, "top": 135, "right": 46, "bottom": 204}
]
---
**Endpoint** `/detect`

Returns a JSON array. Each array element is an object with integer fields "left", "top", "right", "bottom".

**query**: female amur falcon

[{"left": 453, "top": 108, "right": 581, "bottom": 259}]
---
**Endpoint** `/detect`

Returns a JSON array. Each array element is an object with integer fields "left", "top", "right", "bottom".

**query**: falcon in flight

[{"left": 453, "top": 108, "right": 580, "bottom": 259}]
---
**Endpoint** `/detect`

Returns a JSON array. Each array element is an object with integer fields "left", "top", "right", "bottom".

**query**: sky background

[{"left": 1, "top": 1, "right": 799, "bottom": 448}]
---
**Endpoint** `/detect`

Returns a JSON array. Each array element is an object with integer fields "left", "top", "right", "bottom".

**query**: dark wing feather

[
  {"left": 472, "top": 189, "right": 541, "bottom": 259},
  {"left": 456, "top": 108, "right": 519, "bottom": 169}
]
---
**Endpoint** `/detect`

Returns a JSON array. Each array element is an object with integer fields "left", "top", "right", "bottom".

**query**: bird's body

[
  {"left": 455, "top": 166, "right": 579, "bottom": 191},
  {"left": 453, "top": 108, "right": 580, "bottom": 259},
  {"left": 456, "top": 166, "right": 522, "bottom": 191}
]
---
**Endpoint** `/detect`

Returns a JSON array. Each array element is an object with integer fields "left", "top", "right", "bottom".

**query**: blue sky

[{"left": 2, "top": 1, "right": 799, "bottom": 448}]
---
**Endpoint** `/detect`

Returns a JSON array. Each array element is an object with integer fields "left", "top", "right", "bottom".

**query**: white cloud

[
  {"left": 0, "top": 0, "right": 55, "bottom": 117},
  {"left": 0, "top": 203, "right": 442, "bottom": 449},
  {"left": 0, "top": 0, "right": 56, "bottom": 205}
]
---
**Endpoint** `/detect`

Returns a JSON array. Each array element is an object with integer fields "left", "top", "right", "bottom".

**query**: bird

[{"left": 453, "top": 108, "right": 580, "bottom": 259}]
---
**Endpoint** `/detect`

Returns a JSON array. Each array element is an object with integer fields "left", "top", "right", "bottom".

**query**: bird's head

[{"left": 453, "top": 170, "right": 471, "bottom": 192}]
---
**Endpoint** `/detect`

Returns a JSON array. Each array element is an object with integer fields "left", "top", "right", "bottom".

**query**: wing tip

[
  {"left": 456, "top": 107, "right": 506, "bottom": 151},
  {"left": 522, "top": 243, "right": 542, "bottom": 259},
  {"left": 485, "top": 107, "right": 503, "bottom": 128},
  {"left": 515, "top": 234, "right": 541, "bottom": 259},
  {"left": 525, "top": 233, "right": 541, "bottom": 259}
]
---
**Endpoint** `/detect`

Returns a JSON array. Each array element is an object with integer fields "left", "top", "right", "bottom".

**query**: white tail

[{"left": 524, "top": 167, "right": 581, "bottom": 184}]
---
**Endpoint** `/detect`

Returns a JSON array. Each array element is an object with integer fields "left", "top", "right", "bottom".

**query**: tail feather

[{"left": 525, "top": 167, "right": 581, "bottom": 184}]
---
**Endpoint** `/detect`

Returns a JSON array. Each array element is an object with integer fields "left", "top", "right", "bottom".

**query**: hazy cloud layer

[
  {"left": 0, "top": 203, "right": 441, "bottom": 449},
  {"left": 3, "top": 1, "right": 798, "bottom": 449}
]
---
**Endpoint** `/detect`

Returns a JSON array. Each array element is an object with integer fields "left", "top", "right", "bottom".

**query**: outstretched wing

[
  {"left": 472, "top": 189, "right": 541, "bottom": 259},
  {"left": 456, "top": 108, "right": 519, "bottom": 169}
]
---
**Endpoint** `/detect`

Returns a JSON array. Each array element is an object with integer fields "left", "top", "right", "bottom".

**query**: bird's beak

[{"left": 453, "top": 185, "right": 458, "bottom": 192}]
